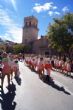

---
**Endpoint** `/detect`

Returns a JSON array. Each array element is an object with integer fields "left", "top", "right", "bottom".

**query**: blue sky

[{"left": 0, "top": 0, "right": 73, "bottom": 43}]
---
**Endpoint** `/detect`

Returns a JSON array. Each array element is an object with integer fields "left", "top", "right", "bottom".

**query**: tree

[
  {"left": 23, "top": 45, "right": 32, "bottom": 53},
  {"left": 13, "top": 44, "right": 32, "bottom": 54},
  {"left": 6, "top": 44, "right": 13, "bottom": 53},
  {"left": 47, "top": 13, "right": 73, "bottom": 56},
  {"left": 13, "top": 44, "right": 24, "bottom": 54}
]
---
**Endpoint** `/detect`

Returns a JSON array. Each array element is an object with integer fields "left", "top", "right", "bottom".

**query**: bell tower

[{"left": 22, "top": 16, "right": 39, "bottom": 44}]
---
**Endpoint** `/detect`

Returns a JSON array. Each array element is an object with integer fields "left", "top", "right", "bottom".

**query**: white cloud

[
  {"left": 7, "top": 27, "right": 22, "bottom": 43},
  {"left": 11, "top": 0, "right": 17, "bottom": 11},
  {"left": 54, "top": 11, "right": 60, "bottom": 15},
  {"left": 52, "top": 6, "right": 57, "bottom": 10},
  {"left": 48, "top": 11, "right": 53, "bottom": 16},
  {"left": 62, "top": 6, "right": 69, "bottom": 13},
  {"left": 0, "top": 8, "right": 22, "bottom": 43},
  {"left": 33, "top": 2, "right": 57, "bottom": 13},
  {"left": 48, "top": 11, "right": 60, "bottom": 16},
  {"left": 5, "top": 0, "right": 17, "bottom": 11},
  {"left": 35, "top": 3, "right": 40, "bottom": 6}
]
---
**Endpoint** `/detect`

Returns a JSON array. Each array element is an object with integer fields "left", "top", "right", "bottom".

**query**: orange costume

[
  {"left": 2, "top": 52, "right": 11, "bottom": 87},
  {"left": 45, "top": 62, "right": 52, "bottom": 76},
  {"left": 37, "top": 57, "right": 44, "bottom": 77},
  {"left": 2, "top": 57, "right": 11, "bottom": 75}
]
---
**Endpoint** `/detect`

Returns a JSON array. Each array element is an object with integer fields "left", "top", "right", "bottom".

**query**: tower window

[
  {"left": 29, "top": 21, "right": 31, "bottom": 26},
  {"left": 25, "top": 22, "right": 27, "bottom": 26},
  {"left": 25, "top": 22, "right": 29, "bottom": 26}
]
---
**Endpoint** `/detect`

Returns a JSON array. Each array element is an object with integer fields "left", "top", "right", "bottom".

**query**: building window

[
  {"left": 29, "top": 21, "right": 31, "bottom": 26},
  {"left": 25, "top": 22, "right": 27, "bottom": 26}
]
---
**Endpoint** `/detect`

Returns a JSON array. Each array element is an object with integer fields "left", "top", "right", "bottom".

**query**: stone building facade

[
  {"left": 32, "top": 37, "right": 50, "bottom": 55},
  {"left": 22, "top": 16, "right": 73, "bottom": 57},
  {"left": 22, "top": 16, "right": 39, "bottom": 44},
  {"left": 22, "top": 16, "right": 52, "bottom": 55}
]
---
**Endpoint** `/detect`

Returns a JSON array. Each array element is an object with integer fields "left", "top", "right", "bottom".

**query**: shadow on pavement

[
  {"left": 14, "top": 76, "right": 21, "bottom": 86},
  {"left": 0, "top": 82, "right": 17, "bottom": 110},
  {"left": 41, "top": 75, "right": 71, "bottom": 95}
]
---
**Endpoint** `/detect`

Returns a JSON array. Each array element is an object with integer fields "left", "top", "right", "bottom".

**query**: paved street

[{"left": 0, "top": 61, "right": 73, "bottom": 110}]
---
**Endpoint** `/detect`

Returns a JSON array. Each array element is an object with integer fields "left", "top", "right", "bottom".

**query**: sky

[{"left": 0, "top": 0, "right": 73, "bottom": 43}]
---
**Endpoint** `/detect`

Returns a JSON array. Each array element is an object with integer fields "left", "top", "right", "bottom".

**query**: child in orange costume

[
  {"left": 2, "top": 52, "right": 12, "bottom": 88},
  {"left": 37, "top": 57, "right": 44, "bottom": 78},
  {"left": 45, "top": 60, "right": 52, "bottom": 77},
  {"left": 12, "top": 55, "right": 19, "bottom": 77},
  {"left": 66, "top": 60, "right": 71, "bottom": 76}
]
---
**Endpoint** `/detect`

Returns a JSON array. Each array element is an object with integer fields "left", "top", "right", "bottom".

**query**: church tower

[{"left": 22, "top": 16, "right": 39, "bottom": 44}]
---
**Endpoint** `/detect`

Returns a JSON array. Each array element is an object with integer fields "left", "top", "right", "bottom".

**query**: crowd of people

[
  {"left": 25, "top": 54, "right": 73, "bottom": 79},
  {"left": 0, "top": 52, "right": 20, "bottom": 90},
  {"left": 0, "top": 52, "right": 73, "bottom": 90}
]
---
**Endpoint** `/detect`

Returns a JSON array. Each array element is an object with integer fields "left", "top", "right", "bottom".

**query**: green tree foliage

[
  {"left": 6, "top": 45, "right": 13, "bottom": 53},
  {"left": 47, "top": 13, "right": 73, "bottom": 55},
  {"left": 23, "top": 45, "right": 32, "bottom": 53},
  {"left": 13, "top": 44, "right": 32, "bottom": 54},
  {"left": 13, "top": 44, "right": 24, "bottom": 54}
]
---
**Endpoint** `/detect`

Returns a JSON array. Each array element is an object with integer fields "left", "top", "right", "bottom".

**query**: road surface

[{"left": 0, "top": 61, "right": 73, "bottom": 110}]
